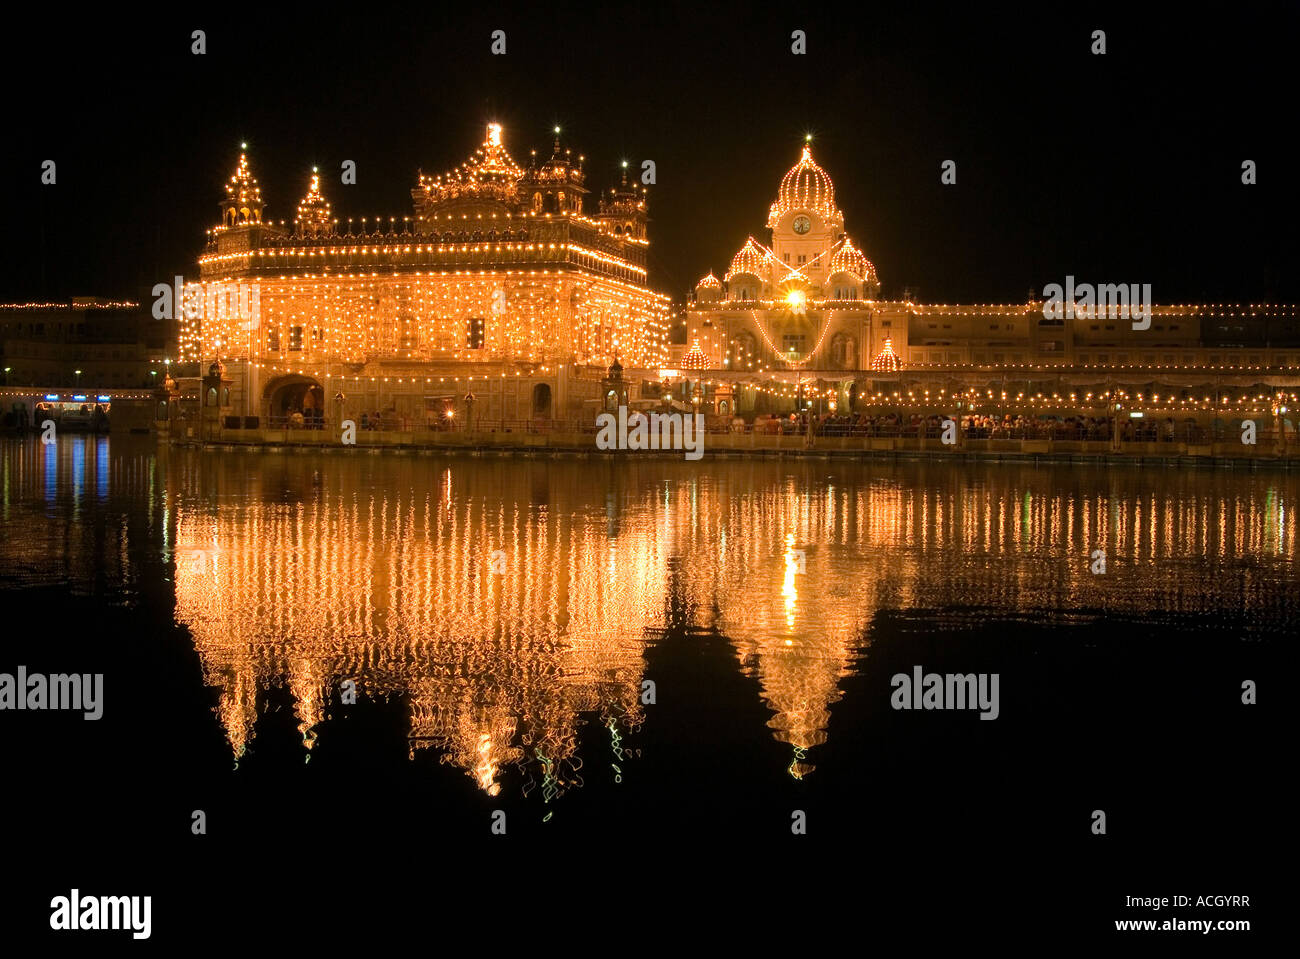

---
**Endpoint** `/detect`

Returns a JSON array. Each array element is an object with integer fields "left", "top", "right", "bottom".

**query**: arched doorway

[
  {"left": 264, "top": 374, "right": 326, "bottom": 428},
  {"left": 532, "top": 383, "right": 552, "bottom": 418}
]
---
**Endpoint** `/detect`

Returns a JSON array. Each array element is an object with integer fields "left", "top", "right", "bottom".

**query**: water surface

[{"left": 1, "top": 437, "right": 1287, "bottom": 936}]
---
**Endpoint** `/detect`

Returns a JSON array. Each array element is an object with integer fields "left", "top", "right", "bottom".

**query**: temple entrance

[
  {"left": 264, "top": 374, "right": 326, "bottom": 428},
  {"left": 532, "top": 383, "right": 552, "bottom": 418}
]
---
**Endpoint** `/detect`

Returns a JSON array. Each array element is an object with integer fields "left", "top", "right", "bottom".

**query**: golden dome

[
  {"left": 725, "top": 236, "right": 768, "bottom": 281},
  {"left": 828, "top": 237, "right": 878, "bottom": 285},
  {"left": 829, "top": 237, "right": 863, "bottom": 276},
  {"left": 768, "top": 144, "right": 839, "bottom": 226},
  {"left": 871, "top": 337, "right": 902, "bottom": 373},
  {"left": 420, "top": 123, "right": 525, "bottom": 204},
  {"left": 696, "top": 271, "right": 721, "bottom": 290},
  {"left": 681, "top": 338, "right": 708, "bottom": 370}
]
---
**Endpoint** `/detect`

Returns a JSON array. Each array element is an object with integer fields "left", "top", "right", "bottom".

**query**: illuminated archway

[{"left": 264, "top": 374, "right": 325, "bottom": 424}]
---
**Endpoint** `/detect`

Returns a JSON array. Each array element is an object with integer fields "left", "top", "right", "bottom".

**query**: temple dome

[
  {"left": 871, "top": 337, "right": 902, "bottom": 373},
  {"left": 681, "top": 338, "right": 707, "bottom": 370},
  {"left": 768, "top": 144, "right": 840, "bottom": 227},
  {"left": 696, "top": 271, "right": 721, "bottom": 290},
  {"left": 724, "top": 237, "right": 768, "bottom": 281},
  {"left": 829, "top": 238, "right": 870, "bottom": 280}
]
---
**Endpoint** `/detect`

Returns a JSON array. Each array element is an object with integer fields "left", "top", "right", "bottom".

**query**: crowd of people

[{"left": 732, "top": 411, "right": 1214, "bottom": 442}]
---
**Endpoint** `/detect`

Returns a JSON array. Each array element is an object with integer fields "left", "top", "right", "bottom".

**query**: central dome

[{"left": 768, "top": 144, "right": 840, "bottom": 227}]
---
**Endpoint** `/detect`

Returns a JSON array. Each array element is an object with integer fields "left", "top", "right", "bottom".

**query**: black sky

[{"left": 5, "top": 2, "right": 1296, "bottom": 304}]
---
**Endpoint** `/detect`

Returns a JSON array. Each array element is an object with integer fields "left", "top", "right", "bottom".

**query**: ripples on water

[{"left": 1, "top": 436, "right": 1293, "bottom": 797}]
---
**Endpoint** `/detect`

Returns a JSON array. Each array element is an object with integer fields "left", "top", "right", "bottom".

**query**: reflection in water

[
  {"left": 2, "top": 438, "right": 1297, "bottom": 801},
  {"left": 170, "top": 457, "right": 675, "bottom": 807},
  {"left": 0, "top": 437, "right": 152, "bottom": 599}
]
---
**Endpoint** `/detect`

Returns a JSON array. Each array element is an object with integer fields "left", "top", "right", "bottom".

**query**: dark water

[{"left": 0, "top": 436, "right": 1287, "bottom": 944}]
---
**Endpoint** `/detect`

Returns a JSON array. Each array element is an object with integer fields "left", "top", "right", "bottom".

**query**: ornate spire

[
  {"left": 221, "top": 144, "right": 265, "bottom": 227},
  {"left": 295, "top": 169, "right": 332, "bottom": 236}
]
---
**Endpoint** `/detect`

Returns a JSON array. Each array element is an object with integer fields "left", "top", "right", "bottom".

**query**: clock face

[{"left": 792, "top": 215, "right": 812, "bottom": 235}]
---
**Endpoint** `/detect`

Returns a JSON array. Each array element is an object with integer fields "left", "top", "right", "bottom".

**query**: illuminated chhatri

[
  {"left": 222, "top": 151, "right": 264, "bottom": 226},
  {"left": 294, "top": 171, "right": 331, "bottom": 236},
  {"left": 185, "top": 125, "right": 670, "bottom": 426}
]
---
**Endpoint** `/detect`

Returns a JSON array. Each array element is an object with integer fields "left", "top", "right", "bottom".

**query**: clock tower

[{"left": 767, "top": 139, "right": 844, "bottom": 298}]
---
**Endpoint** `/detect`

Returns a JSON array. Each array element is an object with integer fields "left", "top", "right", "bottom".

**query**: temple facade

[
  {"left": 183, "top": 124, "right": 670, "bottom": 428},
  {"left": 685, "top": 139, "right": 1300, "bottom": 419}
]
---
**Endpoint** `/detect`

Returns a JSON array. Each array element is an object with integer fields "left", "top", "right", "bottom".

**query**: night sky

[{"left": 5, "top": 3, "right": 1296, "bottom": 305}]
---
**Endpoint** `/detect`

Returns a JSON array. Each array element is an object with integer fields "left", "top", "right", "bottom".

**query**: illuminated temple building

[
  {"left": 183, "top": 124, "right": 670, "bottom": 426},
  {"left": 686, "top": 139, "right": 1300, "bottom": 417}
]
